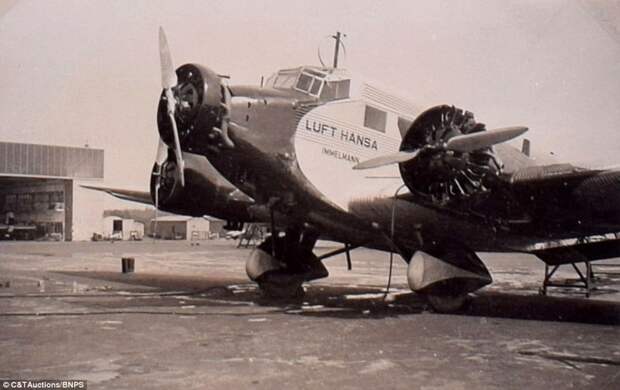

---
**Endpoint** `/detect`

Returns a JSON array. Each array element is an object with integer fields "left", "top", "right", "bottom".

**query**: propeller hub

[
  {"left": 399, "top": 105, "right": 500, "bottom": 206},
  {"left": 157, "top": 64, "right": 226, "bottom": 154}
]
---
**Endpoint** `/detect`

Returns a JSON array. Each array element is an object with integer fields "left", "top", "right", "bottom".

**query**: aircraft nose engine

[{"left": 156, "top": 63, "right": 232, "bottom": 154}]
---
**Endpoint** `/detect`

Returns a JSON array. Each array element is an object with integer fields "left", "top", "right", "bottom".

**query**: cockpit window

[
  {"left": 320, "top": 79, "right": 350, "bottom": 100},
  {"left": 296, "top": 73, "right": 313, "bottom": 92},
  {"left": 272, "top": 72, "right": 297, "bottom": 89},
  {"left": 295, "top": 71, "right": 325, "bottom": 97},
  {"left": 309, "top": 78, "right": 323, "bottom": 95},
  {"left": 268, "top": 67, "right": 351, "bottom": 101}
]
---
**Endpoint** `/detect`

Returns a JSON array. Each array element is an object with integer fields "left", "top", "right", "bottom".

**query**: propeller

[
  {"left": 353, "top": 126, "right": 528, "bottom": 170},
  {"left": 354, "top": 150, "right": 422, "bottom": 170},
  {"left": 158, "top": 27, "right": 185, "bottom": 187},
  {"left": 445, "top": 126, "right": 528, "bottom": 153}
]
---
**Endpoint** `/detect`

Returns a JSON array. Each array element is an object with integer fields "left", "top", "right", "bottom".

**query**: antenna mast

[{"left": 332, "top": 31, "right": 345, "bottom": 68}]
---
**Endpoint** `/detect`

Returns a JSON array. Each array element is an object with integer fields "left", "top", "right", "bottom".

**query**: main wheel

[
  {"left": 426, "top": 293, "right": 469, "bottom": 313},
  {"left": 258, "top": 280, "right": 305, "bottom": 299}
]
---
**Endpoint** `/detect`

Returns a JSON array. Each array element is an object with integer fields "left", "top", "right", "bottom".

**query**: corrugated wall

[{"left": 0, "top": 142, "right": 103, "bottom": 179}]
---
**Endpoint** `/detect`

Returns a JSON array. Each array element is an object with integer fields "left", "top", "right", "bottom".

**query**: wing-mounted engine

[
  {"left": 399, "top": 105, "right": 502, "bottom": 208},
  {"left": 148, "top": 147, "right": 254, "bottom": 220},
  {"left": 150, "top": 149, "right": 182, "bottom": 208},
  {"left": 355, "top": 105, "right": 528, "bottom": 218}
]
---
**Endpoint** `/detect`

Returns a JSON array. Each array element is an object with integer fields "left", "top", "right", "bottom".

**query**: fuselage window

[
  {"left": 397, "top": 116, "right": 412, "bottom": 139},
  {"left": 364, "top": 105, "right": 387, "bottom": 133}
]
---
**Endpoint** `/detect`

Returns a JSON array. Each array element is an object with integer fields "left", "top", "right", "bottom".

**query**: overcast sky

[{"left": 1, "top": 0, "right": 619, "bottom": 205}]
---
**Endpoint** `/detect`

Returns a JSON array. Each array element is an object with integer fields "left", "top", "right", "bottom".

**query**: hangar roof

[{"left": 0, "top": 142, "right": 103, "bottom": 179}]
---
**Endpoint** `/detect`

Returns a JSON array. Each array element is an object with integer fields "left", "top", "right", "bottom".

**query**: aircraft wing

[
  {"left": 80, "top": 184, "right": 152, "bottom": 205},
  {"left": 532, "top": 237, "right": 620, "bottom": 265},
  {"left": 510, "top": 163, "right": 620, "bottom": 187}
]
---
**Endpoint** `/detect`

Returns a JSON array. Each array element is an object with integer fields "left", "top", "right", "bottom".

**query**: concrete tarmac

[{"left": 1, "top": 240, "right": 619, "bottom": 389}]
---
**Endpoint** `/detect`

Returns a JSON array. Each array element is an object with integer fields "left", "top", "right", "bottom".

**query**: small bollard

[{"left": 121, "top": 257, "right": 135, "bottom": 273}]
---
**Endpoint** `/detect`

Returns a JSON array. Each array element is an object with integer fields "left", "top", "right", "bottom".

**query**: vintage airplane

[
  {"left": 0, "top": 212, "right": 37, "bottom": 240},
  {"left": 85, "top": 28, "right": 620, "bottom": 312}
]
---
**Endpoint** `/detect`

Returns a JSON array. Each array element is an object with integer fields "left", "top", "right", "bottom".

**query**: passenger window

[{"left": 364, "top": 105, "right": 387, "bottom": 133}]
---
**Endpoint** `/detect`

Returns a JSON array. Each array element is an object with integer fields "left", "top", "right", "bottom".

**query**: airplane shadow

[{"left": 54, "top": 271, "right": 620, "bottom": 325}]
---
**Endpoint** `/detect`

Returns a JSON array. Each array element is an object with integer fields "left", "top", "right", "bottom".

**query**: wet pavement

[{"left": 1, "top": 240, "right": 619, "bottom": 389}]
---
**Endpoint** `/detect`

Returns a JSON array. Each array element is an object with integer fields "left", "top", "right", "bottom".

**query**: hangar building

[
  {"left": 0, "top": 141, "right": 105, "bottom": 241},
  {"left": 151, "top": 216, "right": 226, "bottom": 240},
  {"left": 102, "top": 215, "right": 144, "bottom": 241}
]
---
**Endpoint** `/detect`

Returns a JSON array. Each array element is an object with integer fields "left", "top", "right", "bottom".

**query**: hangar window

[
  {"left": 34, "top": 193, "right": 49, "bottom": 211},
  {"left": 17, "top": 193, "right": 33, "bottom": 212},
  {"left": 35, "top": 193, "right": 49, "bottom": 203},
  {"left": 44, "top": 222, "right": 63, "bottom": 234},
  {"left": 113, "top": 219, "right": 123, "bottom": 233},
  {"left": 4, "top": 194, "right": 16, "bottom": 211},
  {"left": 50, "top": 191, "right": 64, "bottom": 203},
  {"left": 364, "top": 105, "right": 387, "bottom": 133}
]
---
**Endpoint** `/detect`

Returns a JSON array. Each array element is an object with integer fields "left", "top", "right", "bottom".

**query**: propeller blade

[
  {"left": 154, "top": 138, "right": 167, "bottom": 165},
  {"left": 157, "top": 27, "right": 185, "bottom": 187},
  {"left": 167, "top": 111, "right": 185, "bottom": 187},
  {"left": 353, "top": 150, "right": 421, "bottom": 170},
  {"left": 159, "top": 27, "right": 177, "bottom": 89},
  {"left": 446, "top": 126, "right": 528, "bottom": 153}
]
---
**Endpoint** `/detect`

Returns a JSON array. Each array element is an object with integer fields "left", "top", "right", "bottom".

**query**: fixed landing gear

[
  {"left": 407, "top": 247, "right": 491, "bottom": 313},
  {"left": 245, "top": 229, "right": 328, "bottom": 299}
]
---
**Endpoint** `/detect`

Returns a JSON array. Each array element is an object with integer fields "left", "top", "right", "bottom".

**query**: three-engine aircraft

[{"left": 85, "top": 29, "right": 620, "bottom": 312}]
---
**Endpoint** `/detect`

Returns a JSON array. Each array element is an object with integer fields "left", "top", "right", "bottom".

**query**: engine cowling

[
  {"left": 156, "top": 64, "right": 228, "bottom": 155},
  {"left": 150, "top": 154, "right": 182, "bottom": 207},
  {"left": 399, "top": 105, "right": 502, "bottom": 209}
]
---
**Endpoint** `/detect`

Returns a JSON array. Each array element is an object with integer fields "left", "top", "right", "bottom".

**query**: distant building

[
  {"left": 0, "top": 141, "right": 104, "bottom": 241},
  {"left": 102, "top": 215, "right": 144, "bottom": 240},
  {"left": 151, "top": 216, "right": 226, "bottom": 240}
]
